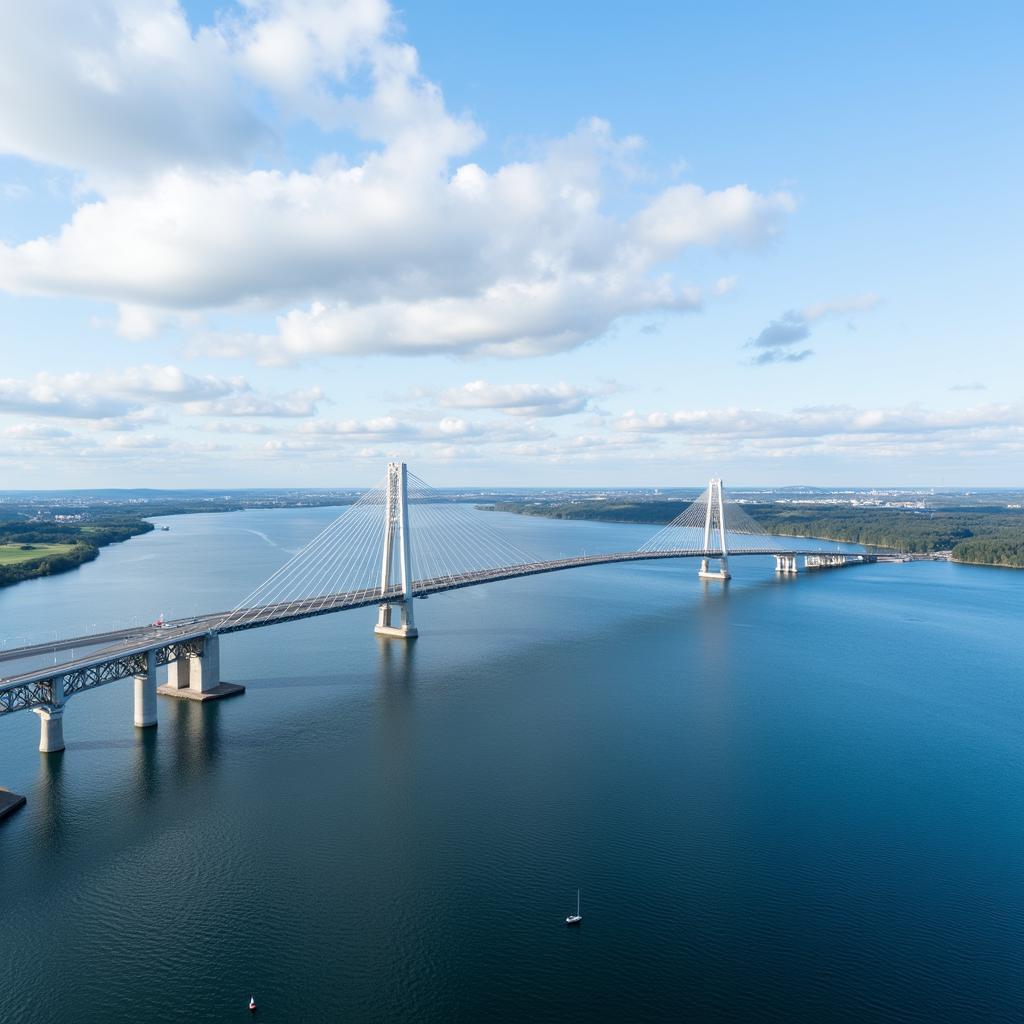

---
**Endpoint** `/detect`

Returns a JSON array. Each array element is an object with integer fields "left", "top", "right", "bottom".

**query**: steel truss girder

[
  {"left": 0, "top": 637, "right": 204, "bottom": 715},
  {"left": 0, "top": 679, "right": 51, "bottom": 714}
]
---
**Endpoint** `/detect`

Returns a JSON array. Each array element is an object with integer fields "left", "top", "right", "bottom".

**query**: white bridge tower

[
  {"left": 697, "top": 477, "right": 731, "bottom": 580},
  {"left": 375, "top": 461, "right": 418, "bottom": 638}
]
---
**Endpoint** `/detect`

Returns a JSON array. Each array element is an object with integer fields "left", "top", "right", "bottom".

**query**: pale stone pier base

[
  {"left": 158, "top": 633, "right": 245, "bottom": 702},
  {"left": 374, "top": 602, "right": 418, "bottom": 639},
  {"left": 35, "top": 707, "right": 65, "bottom": 753},
  {"left": 698, "top": 557, "right": 731, "bottom": 581}
]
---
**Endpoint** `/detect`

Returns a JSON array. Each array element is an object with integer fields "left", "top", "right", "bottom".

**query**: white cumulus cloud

[
  {"left": 614, "top": 402, "right": 1024, "bottom": 457},
  {"left": 0, "top": 2, "right": 795, "bottom": 362},
  {"left": 438, "top": 380, "right": 609, "bottom": 417},
  {"left": 0, "top": 366, "right": 322, "bottom": 420}
]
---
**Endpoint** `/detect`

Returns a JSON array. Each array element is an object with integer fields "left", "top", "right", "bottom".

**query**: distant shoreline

[
  {"left": 948, "top": 557, "right": 1023, "bottom": 570},
  {"left": 0, "top": 526, "right": 151, "bottom": 590},
  {"left": 483, "top": 500, "right": 1024, "bottom": 569},
  {"left": 3, "top": 494, "right": 1021, "bottom": 595},
  {"left": 0, "top": 499, "right": 352, "bottom": 592}
]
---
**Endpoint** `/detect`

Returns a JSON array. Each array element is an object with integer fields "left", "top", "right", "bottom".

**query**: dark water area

[{"left": 1, "top": 508, "right": 1023, "bottom": 1022}]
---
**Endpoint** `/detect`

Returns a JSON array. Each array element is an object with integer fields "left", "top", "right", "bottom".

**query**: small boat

[
  {"left": 248, "top": 995, "right": 257, "bottom": 1012},
  {"left": 566, "top": 888, "right": 582, "bottom": 926}
]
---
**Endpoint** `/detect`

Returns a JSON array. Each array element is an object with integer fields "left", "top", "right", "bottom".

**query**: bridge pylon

[
  {"left": 697, "top": 478, "right": 731, "bottom": 580},
  {"left": 375, "top": 461, "right": 418, "bottom": 639}
]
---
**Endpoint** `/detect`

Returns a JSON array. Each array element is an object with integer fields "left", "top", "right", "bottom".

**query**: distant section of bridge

[{"left": 0, "top": 462, "right": 899, "bottom": 815}]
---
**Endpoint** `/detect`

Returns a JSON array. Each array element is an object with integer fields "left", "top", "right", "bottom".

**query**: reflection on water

[
  {"left": 32, "top": 747, "right": 66, "bottom": 852},
  {"left": 131, "top": 726, "right": 160, "bottom": 803}
]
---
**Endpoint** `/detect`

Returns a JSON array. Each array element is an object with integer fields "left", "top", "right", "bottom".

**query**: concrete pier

[
  {"left": 164, "top": 654, "right": 190, "bottom": 690},
  {"left": 35, "top": 707, "right": 65, "bottom": 753},
  {"left": 774, "top": 554, "right": 799, "bottom": 574},
  {"left": 134, "top": 649, "right": 158, "bottom": 728},
  {"left": 375, "top": 603, "right": 418, "bottom": 639},
  {"left": 698, "top": 557, "right": 731, "bottom": 580},
  {"left": 157, "top": 634, "right": 245, "bottom": 702},
  {"left": 190, "top": 633, "right": 220, "bottom": 694},
  {"left": 33, "top": 673, "right": 66, "bottom": 753},
  {"left": 0, "top": 788, "right": 27, "bottom": 822}
]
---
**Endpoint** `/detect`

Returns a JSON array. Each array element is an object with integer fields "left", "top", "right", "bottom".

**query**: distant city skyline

[{"left": 1, "top": 0, "right": 1021, "bottom": 487}]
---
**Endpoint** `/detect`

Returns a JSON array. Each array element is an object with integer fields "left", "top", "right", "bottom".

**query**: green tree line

[
  {"left": 486, "top": 501, "right": 1024, "bottom": 567},
  {"left": 0, "top": 518, "right": 153, "bottom": 588}
]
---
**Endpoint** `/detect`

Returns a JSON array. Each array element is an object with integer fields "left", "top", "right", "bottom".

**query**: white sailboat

[{"left": 566, "top": 889, "right": 582, "bottom": 926}]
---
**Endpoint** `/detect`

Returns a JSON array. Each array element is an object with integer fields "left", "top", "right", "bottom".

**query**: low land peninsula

[{"left": 0, "top": 489, "right": 356, "bottom": 589}]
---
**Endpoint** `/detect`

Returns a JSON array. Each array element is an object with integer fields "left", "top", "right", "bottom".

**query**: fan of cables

[
  {"left": 217, "top": 470, "right": 539, "bottom": 629},
  {"left": 403, "top": 471, "right": 537, "bottom": 585},
  {"left": 639, "top": 482, "right": 782, "bottom": 554}
]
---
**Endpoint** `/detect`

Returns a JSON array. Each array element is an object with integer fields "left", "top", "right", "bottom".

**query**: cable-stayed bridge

[{"left": 0, "top": 462, "right": 889, "bottom": 800}]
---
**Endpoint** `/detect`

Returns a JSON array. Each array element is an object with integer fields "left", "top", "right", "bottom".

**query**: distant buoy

[{"left": 249, "top": 995, "right": 257, "bottom": 1012}]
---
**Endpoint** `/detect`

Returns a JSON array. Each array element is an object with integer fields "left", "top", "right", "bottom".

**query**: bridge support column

[
  {"left": 189, "top": 633, "right": 220, "bottom": 694},
  {"left": 35, "top": 708, "right": 65, "bottom": 753},
  {"left": 376, "top": 602, "right": 417, "bottom": 638},
  {"left": 774, "top": 555, "right": 798, "bottom": 574},
  {"left": 134, "top": 649, "right": 158, "bottom": 728},
  {"left": 375, "top": 461, "right": 418, "bottom": 639},
  {"left": 698, "top": 557, "right": 731, "bottom": 580},
  {"left": 34, "top": 674, "right": 66, "bottom": 753},
  {"left": 158, "top": 633, "right": 243, "bottom": 702},
  {"left": 165, "top": 654, "right": 190, "bottom": 690}
]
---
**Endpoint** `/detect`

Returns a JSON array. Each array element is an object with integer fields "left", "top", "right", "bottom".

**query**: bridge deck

[{"left": 0, "top": 547, "right": 868, "bottom": 710}]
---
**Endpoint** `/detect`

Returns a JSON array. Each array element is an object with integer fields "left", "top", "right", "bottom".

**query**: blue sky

[{"left": 0, "top": 0, "right": 1020, "bottom": 487}]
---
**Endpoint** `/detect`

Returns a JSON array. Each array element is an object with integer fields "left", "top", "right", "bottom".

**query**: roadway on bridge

[{"left": 0, "top": 547, "right": 862, "bottom": 697}]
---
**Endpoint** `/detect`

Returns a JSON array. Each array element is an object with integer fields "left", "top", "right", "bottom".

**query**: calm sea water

[{"left": 1, "top": 507, "right": 1023, "bottom": 1023}]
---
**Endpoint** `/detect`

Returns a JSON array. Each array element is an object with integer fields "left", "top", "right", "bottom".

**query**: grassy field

[{"left": 0, "top": 543, "right": 78, "bottom": 566}]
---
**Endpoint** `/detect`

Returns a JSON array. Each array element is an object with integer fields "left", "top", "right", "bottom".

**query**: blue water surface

[{"left": 1, "top": 508, "right": 1022, "bottom": 1023}]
